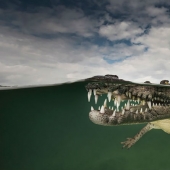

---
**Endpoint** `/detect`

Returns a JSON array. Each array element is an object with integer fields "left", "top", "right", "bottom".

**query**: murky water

[{"left": 1, "top": 81, "right": 170, "bottom": 170}]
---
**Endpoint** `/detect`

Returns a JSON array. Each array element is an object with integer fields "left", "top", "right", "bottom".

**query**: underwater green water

[{"left": 1, "top": 81, "right": 170, "bottom": 170}]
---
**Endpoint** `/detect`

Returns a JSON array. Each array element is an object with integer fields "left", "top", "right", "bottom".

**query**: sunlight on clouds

[{"left": 99, "top": 21, "right": 143, "bottom": 41}]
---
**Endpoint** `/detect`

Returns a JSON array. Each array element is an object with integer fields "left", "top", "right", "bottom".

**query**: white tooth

[
  {"left": 159, "top": 103, "right": 160, "bottom": 106},
  {"left": 93, "top": 89, "right": 97, "bottom": 95},
  {"left": 98, "top": 106, "right": 100, "bottom": 110},
  {"left": 100, "top": 105, "right": 105, "bottom": 113},
  {"left": 114, "top": 98, "right": 117, "bottom": 106},
  {"left": 117, "top": 108, "right": 119, "bottom": 112},
  {"left": 91, "top": 106, "right": 94, "bottom": 111},
  {"left": 156, "top": 103, "right": 157, "bottom": 106},
  {"left": 142, "top": 100, "right": 146, "bottom": 105},
  {"left": 88, "top": 92, "right": 91, "bottom": 102},
  {"left": 95, "top": 95, "right": 98, "bottom": 104},
  {"left": 111, "top": 107, "right": 113, "bottom": 110},
  {"left": 122, "top": 109, "right": 125, "bottom": 115},
  {"left": 89, "top": 89, "right": 92, "bottom": 95},
  {"left": 145, "top": 108, "right": 148, "bottom": 112},
  {"left": 147, "top": 101, "right": 152, "bottom": 109},
  {"left": 125, "top": 103, "right": 127, "bottom": 106},
  {"left": 136, "top": 109, "right": 138, "bottom": 114},
  {"left": 116, "top": 102, "right": 120, "bottom": 109},
  {"left": 108, "top": 92, "right": 112, "bottom": 102},
  {"left": 112, "top": 110, "right": 116, "bottom": 116},
  {"left": 126, "top": 100, "right": 130, "bottom": 110},
  {"left": 109, "top": 106, "right": 111, "bottom": 109},
  {"left": 104, "top": 99, "right": 107, "bottom": 107},
  {"left": 152, "top": 99, "right": 154, "bottom": 101},
  {"left": 117, "top": 95, "right": 122, "bottom": 104},
  {"left": 137, "top": 98, "right": 140, "bottom": 103},
  {"left": 140, "top": 108, "right": 143, "bottom": 113},
  {"left": 153, "top": 103, "right": 155, "bottom": 106},
  {"left": 129, "top": 92, "right": 131, "bottom": 98},
  {"left": 121, "top": 107, "right": 123, "bottom": 110},
  {"left": 126, "top": 92, "right": 128, "bottom": 96}
]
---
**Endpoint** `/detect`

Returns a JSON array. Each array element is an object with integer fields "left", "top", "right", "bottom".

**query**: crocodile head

[{"left": 85, "top": 75, "right": 170, "bottom": 126}]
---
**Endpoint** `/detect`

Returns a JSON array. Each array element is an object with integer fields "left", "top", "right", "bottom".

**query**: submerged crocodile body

[{"left": 85, "top": 75, "right": 170, "bottom": 148}]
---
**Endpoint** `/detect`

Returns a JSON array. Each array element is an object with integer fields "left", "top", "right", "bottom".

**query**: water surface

[{"left": 1, "top": 81, "right": 170, "bottom": 170}]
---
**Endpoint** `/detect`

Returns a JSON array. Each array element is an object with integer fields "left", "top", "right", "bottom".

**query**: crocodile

[{"left": 85, "top": 75, "right": 170, "bottom": 149}]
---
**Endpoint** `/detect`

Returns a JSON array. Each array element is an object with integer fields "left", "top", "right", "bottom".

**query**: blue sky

[{"left": 0, "top": 0, "right": 170, "bottom": 85}]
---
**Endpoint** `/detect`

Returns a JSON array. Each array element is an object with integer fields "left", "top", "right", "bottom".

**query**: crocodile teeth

[
  {"left": 93, "top": 89, "right": 97, "bottom": 95},
  {"left": 98, "top": 106, "right": 100, "bottom": 110},
  {"left": 117, "top": 108, "right": 119, "bottom": 112},
  {"left": 100, "top": 105, "right": 105, "bottom": 113},
  {"left": 109, "top": 106, "right": 111, "bottom": 109},
  {"left": 107, "top": 92, "right": 112, "bottom": 102},
  {"left": 147, "top": 101, "right": 152, "bottom": 109},
  {"left": 89, "top": 89, "right": 92, "bottom": 95},
  {"left": 142, "top": 100, "right": 146, "bottom": 105},
  {"left": 159, "top": 103, "right": 160, "bottom": 106},
  {"left": 122, "top": 109, "right": 125, "bottom": 115},
  {"left": 116, "top": 102, "right": 120, "bottom": 109},
  {"left": 112, "top": 110, "right": 116, "bottom": 116},
  {"left": 95, "top": 95, "right": 98, "bottom": 104},
  {"left": 140, "top": 108, "right": 143, "bottom": 113},
  {"left": 145, "top": 108, "right": 148, "bottom": 112},
  {"left": 88, "top": 92, "right": 91, "bottom": 102},
  {"left": 153, "top": 103, "right": 155, "bottom": 106},
  {"left": 129, "top": 92, "right": 132, "bottom": 98},
  {"left": 136, "top": 109, "right": 138, "bottom": 114},
  {"left": 125, "top": 100, "right": 130, "bottom": 110},
  {"left": 104, "top": 99, "right": 107, "bottom": 107},
  {"left": 114, "top": 98, "right": 117, "bottom": 106},
  {"left": 137, "top": 98, "right": 140, "bottom": 104},
  {"left": 116, "top": 95, "right": 121, "bottom": 107},
  {"left": 91, "top": 106, "right": 94, "bottom": 111},
  {"left": 111, "top": 107, "right": 113, "bottom": 110}
]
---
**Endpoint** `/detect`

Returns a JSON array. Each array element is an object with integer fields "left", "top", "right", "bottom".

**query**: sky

[{"left": 0, "top": 0, "right": 170, "bottom": 86}]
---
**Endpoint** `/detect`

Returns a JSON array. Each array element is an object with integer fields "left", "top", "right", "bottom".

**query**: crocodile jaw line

[{"left": 88, "top": 89, "right": 169, "bottom": 126}]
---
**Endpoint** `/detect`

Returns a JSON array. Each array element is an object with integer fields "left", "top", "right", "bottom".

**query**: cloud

[
  {"left": 0, "top": 0, "right": 170, "bottom": 86},
  {"left": 0, "top": 6, "right": 98, "bottom": 37},
  {"left": 99, "top": 21, "right": 143, "bottom": 41}
]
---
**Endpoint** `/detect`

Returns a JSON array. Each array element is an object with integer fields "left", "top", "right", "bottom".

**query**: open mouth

[
  {"left": 88, "top": 89, "right": 152, "bottom": 116},
  {"left": 86, "top": 84, "right": 170, "bottom": 125}
]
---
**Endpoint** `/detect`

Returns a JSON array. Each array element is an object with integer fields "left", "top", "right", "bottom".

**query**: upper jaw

[{"left": 87, "top": 86, "right": 169, "bottom": 117}]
